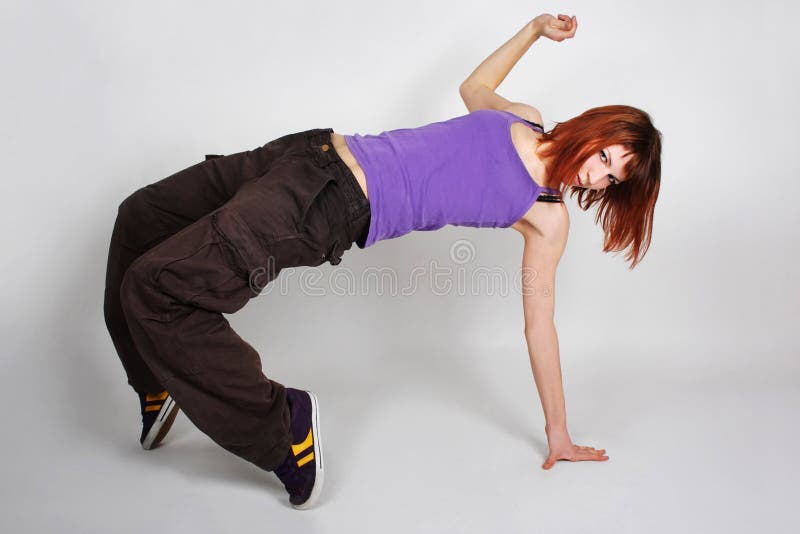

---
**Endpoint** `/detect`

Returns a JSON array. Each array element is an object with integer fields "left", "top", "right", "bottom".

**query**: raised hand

[
  {"left": 532, "top": 13, "right": 578, "bottom": 42},
  {"left": 542, "top": 427, "right": 608, "bottom": 470}
]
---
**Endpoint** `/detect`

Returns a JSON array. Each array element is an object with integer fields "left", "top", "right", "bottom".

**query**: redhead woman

[{"left": 103, "top": 13, "right": 662, "bottom": 509}]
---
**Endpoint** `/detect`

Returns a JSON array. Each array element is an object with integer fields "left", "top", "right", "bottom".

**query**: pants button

[{"left": 321, "top": 144, "right": 330, "bottom": 152}]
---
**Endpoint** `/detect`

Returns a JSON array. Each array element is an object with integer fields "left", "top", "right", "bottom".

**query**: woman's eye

[
  {"left": 600, "top": 150, "right": 607, "bottom": 162},
  {"left": 608, "top": 175, "right": 617, "bottom": 185}
]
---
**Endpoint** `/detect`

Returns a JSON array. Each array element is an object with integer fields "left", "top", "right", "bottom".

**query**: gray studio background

[{"left": 1, "top": 0, "right": 798, "bottom": 532}]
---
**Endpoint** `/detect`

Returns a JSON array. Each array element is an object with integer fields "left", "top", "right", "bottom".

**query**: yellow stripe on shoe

[
  {"left": 146, "top": 391, "right": 169, "bottom": 402},
  {"left": 291, "top": 429, "right": 314, "bottom": 457},
  {"left": 297, "top": 452, "right": 314, "bottom": 468},
  {"left": 145, "top": 404, "right": 162, "bottom": 412}
]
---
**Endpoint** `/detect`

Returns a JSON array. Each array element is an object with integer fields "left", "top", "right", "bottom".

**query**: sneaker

[
  {"left": 138, "top": 390, "right": 180, "bottom": 450},
  {"left": 273, "top": 388, "right": 324, "bottom": 509}
]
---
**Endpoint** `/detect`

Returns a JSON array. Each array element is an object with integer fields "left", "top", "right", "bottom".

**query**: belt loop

[{"left": 308, "top": 128, "right": 335, "bottom": 167}]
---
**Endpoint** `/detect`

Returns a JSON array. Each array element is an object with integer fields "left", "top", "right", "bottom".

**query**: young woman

[{"left": 104, "top": 13, "right": 662, "bottom": 509}]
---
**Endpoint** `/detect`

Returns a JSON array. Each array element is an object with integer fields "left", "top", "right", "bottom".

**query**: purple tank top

[{"left": 344, "top": 109, "right": 560, "bottom": 247}]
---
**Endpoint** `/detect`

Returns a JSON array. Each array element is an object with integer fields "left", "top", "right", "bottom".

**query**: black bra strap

[
  {"left": 537, "top": 192, "right": 563, "bottom": 203},
  {"left": 523, "top": 119, "right": 544, "bottom": 131}
]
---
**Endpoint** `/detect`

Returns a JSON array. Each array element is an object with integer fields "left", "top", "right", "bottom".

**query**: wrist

[
  {"left": 545, "top": 423, "right": 568, "bottom": 436},
  {"left": 527, "top": 20, "right": 542, "bottom": 40}
]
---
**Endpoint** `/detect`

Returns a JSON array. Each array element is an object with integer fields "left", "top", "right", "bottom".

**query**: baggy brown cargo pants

[{"left": 103, "top": 128, "right": 370, "bottom": 470}]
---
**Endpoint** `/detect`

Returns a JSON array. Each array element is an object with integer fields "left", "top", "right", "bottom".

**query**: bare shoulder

[
  {"left": 502, "top": 102, "right": 544, "bottom": 127},
  {"left": 458, "top": 84, "right": 544, "bottom": 126}
]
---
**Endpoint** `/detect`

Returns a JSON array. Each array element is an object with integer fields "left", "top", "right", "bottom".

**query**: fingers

[
  {"left": 581, "top": 450, "right": 608, "bottom": 459},
  {"left": 575, "top": 446, "right": 608, "bottom": 461},
  {"left": 552, "top": 15, "right": 568, "bottom": 31},
  {"left": 547, "top": 14, "right": 577, "bottom": 40},
  {"left": 542, "top": 443, "right": 608, "bottom": 469},
  {"left": 576, "top": 445, "right": 605, "bottom": 453}
]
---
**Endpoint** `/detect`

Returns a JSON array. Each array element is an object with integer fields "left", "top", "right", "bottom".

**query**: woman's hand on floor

[{"left": 542, "top": 426, "right": 609, "bottom": 470}]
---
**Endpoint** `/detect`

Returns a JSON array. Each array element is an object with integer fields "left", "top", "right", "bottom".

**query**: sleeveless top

[{"left": 343, "top": 109, "right": 562, "bottom": 248}]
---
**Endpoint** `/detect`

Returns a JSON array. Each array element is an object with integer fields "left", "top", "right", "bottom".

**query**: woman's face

[{"left": 572, "top": 144, "right": 633, "bottom": 190}]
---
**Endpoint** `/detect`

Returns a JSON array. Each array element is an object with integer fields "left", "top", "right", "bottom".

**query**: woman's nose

[{"left": 587, "top": 166, "right": 605, "bottom": 188}]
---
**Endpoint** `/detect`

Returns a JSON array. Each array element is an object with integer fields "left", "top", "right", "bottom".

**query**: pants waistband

[{"left": 305, "top": 128, "right": 371, "bottom": 246}]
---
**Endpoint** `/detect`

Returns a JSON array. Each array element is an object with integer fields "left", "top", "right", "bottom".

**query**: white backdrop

[{"left": 1, "top": 1, "right": 798, "bottom": 532}]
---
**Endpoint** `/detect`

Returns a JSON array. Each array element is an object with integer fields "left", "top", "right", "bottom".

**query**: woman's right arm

[{"left": 519, "top": 209, "right": 609, "bottom": 469}]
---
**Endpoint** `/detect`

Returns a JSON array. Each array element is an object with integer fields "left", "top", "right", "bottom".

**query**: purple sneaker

[{"left": 273, "top": 388, "right": 325, "bottom": 509}]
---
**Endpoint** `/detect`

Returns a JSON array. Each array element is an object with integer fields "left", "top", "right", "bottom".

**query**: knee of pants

[
  {"left": 115, "top": 188, "right": 171, "bottom": 251},
  {"left": 117, "top": 248, "right": 254, "bottom": 380},
  {"left": 119, "top": 224, "right": 258, "bottom": 321},
  {"left": 118, "top": 256, "right": 189, "bottom": 378},
  {"left": 116, "top": 188, "right": 147, "bottom": 231}
]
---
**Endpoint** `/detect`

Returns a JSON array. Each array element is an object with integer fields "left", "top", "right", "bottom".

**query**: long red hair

[{"left": 538, "top": 105, "right": 662, "bottom": 269}]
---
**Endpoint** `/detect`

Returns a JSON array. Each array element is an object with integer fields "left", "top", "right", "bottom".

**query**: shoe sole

[
  {"left": 141, "top": 396, "right": 180, "bottom": 450},
  {"left": 293, "top": 390, "right": 324, "bottom": 510}
]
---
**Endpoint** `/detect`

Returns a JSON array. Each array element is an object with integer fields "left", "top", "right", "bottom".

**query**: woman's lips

[{"left": 576, "top": 174, "right": 583, "bottom": 186}]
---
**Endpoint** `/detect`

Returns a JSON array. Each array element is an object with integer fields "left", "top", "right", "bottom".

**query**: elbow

[{"left": 459, "top": 80, "right": 481, "bottom": 97}]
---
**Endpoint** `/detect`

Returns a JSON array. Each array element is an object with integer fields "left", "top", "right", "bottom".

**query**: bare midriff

[{"left": 331, "top": 132, "right": 369, "bottom": 201}]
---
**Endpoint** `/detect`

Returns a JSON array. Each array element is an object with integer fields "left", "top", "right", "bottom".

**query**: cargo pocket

[
  {"left": 210, "top": 208, "right": 273, "bottom": 286},
  {"left": 296, "top": 177, "right": 352, "bottom": 266},
  {"left": 296, "top": 175, "right": 337, "bottom": 235}
]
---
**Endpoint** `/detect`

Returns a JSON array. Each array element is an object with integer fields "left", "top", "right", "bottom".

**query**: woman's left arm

[
  {"left": 520, "top": 214, "right": 609, "bottom": 470},
  {"left": 459, "top": 13, "right": 577, "bottom": 95}
]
